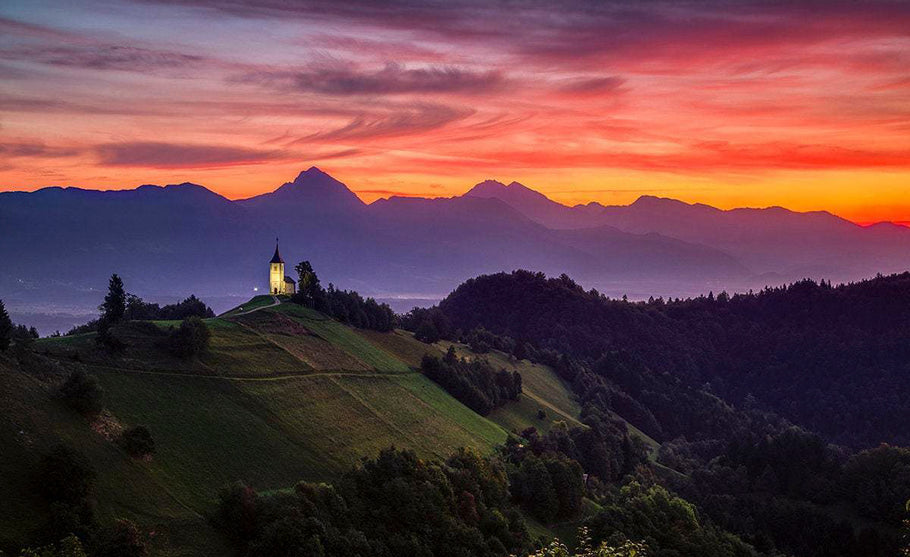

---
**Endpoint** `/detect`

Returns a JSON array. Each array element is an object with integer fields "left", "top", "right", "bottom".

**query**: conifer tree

[
  {"left": 0, "top": 299, "right": 12, "bottom": 351},
  {"left": 100, "top": 274, "right": 126, "bottom": 323}
]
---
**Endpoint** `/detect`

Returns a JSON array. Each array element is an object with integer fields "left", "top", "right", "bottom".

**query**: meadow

[{"left": 0, "top": 300, "right": 590, "bottom": 555}]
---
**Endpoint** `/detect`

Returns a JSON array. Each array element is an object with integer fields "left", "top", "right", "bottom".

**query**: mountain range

[{"left": 2, "top": 167, "right": 909, "bottom": 333}]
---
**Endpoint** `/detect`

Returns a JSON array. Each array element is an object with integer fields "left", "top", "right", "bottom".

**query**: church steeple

[
  {"left": 269, "top": 238, "right": 287, "bottom": 295},
  {"left": 270, "top": 238, "right": 284, "bottom": 264}
]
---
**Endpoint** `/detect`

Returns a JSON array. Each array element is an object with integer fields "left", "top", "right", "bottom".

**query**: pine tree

[
  {"left": 100, "top": 274, "right": 126, "bottom": 323},
  {"left": 0, "top": 299, "right": 12, "bottom": 351}
]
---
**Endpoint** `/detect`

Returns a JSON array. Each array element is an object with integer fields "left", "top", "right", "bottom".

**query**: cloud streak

[
  {"left": 1, "top": 45, "right": 207, "bottom": 72},
  {"left": 94, "top": 142, "right": 283, "bottom": 168},
  {"left": 299, "top": 103, "right": 473, "bottom": 142},
  {"left": 239, "top": 62, "right": 504, "bottom": 96}
]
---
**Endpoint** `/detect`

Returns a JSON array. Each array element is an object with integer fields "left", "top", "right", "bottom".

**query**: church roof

[
  {"left": 270, "top": 243, "right": 284, "bottom": 264},
  {"left": 284, "top": 276, "right": 296, "bottom": 283}
]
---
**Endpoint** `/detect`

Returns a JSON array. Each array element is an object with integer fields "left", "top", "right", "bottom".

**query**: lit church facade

[{"left": 269, "top": 241, "right": 296, "bottom": 295}]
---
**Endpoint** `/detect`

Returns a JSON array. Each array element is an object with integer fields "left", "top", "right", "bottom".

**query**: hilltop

[{"left": 0, "top": 298, "right": 586, "bottom": 555}]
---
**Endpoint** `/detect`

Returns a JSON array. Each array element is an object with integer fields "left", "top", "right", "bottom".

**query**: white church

[{"left": 269, "top": 241, "right": 297, "bottom": 296}]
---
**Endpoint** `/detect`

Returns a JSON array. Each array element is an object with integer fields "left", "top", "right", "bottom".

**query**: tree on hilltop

[
  {"left": 292, "top": 260, "right": 321, "bottom": 306},
  {"left": 100, "top": 274, "right": 126, "bottom": 324}
]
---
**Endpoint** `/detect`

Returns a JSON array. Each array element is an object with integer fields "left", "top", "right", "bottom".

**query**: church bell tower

[{"left": 269, "top": 239, "right": 285, "bottom": 295}]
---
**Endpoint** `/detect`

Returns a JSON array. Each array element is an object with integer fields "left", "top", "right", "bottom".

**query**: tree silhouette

[
  {"left": 100, "top": 274, "right": 126, "bottom": 324},
  {"left": 0, "top": 298, "right": 12, "bottom": 351}
]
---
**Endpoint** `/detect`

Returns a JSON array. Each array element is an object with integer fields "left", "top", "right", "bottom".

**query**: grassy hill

[{"left": 0, "top": 300, "right": 587, "bottom": 555}]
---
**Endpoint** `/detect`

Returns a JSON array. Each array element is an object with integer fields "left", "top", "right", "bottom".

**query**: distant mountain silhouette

[
  {"left": 461, "top": 184, "right": 910, "bottom": 284},
  {"left": 2, "top": 167, "right": 908, "bottom": 332},
  {"left": 238, "top": 166, "right": 366, "bottom": 214},
  {"left": 465, "top": 179, "right": 595, "bottom": 229}
]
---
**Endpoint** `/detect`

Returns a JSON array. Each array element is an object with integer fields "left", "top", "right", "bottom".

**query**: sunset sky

[{"left": 1, "top": 0, "right": 909, "bottom": 223}]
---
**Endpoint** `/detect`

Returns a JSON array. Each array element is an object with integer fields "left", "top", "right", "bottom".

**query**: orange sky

[{"left": 1, "top": 1, "right": 909, "bottom": 223}]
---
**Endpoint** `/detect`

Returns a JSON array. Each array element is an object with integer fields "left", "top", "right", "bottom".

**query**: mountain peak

[
  {"left": 465, "top": 179, "right": 549, "bottom": 201},
  {"left": 465, "top": 179, "right": 508, "bottom": 197},
  {"left": 238, "top": 167, "right": 365, "bottom": 210},
  {"left": 293, "top": 166, "right": 330, "bottom": 183},
  {"left": 630, "top": 195, "right": 683, "bottom": 207}
]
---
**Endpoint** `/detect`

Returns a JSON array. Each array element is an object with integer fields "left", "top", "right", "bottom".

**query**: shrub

[
  {"left": 94, "top": 519, "right": 147, "bottom": 557},
  {"left": 167, "top": 316, "right": 210, "bottom": 358},
  {"left": 95, "top": 318, "right": 126, "bottom": 352},
  {"left": 36, "top": 445, "right": 96, "bottom": 505},
  {"left": 59, "top": 370, "right": 104, "bottom": 417},
  {"left": 17, "top": 534, "right": 88, "bottom": 557},
  {"left": 414, "top": 320, "right": 440, "bottom": 343},
  {"left": 119, "top": 426, "right": 155, "bottom": 458}
]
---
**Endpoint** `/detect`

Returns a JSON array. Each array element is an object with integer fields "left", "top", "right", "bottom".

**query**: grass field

[
  {"left": 436, "top": 341, "right": 584, "bottom": 435},
  {"left": 218, "top": 294, "right": 277, "bottom": 317},
  {"left": 355, "top": 328, "right": 441, "bottom": 368},
  {"left": 1, "top": 301, "right": 526, "bottom": 555},
  {"left": 5, "top": 300, "right": 637, "bottom": 555},
  {"left": 270, "top": 304, "right": 412, "bottom": 372},
  {"left": 0, "top": 356, "right": 229, "bottom": 556}
]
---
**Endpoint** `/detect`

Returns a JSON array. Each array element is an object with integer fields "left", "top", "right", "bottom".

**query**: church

[{"left": 268, "top": 241, "right": 296, "bottom": 295}]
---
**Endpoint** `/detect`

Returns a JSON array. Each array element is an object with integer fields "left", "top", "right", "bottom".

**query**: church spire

[{"left": 270, "top": 238, "right": 284, "bottom": 264}]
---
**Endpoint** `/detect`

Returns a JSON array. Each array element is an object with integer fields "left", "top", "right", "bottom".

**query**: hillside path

[{"left": 231, "top": 295, "right": 281, "bottom": 316}]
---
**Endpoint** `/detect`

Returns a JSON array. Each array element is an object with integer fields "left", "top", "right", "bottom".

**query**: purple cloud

[
  {"left": 1, "top": 45, "right": 207, "bottom": 72},
  {"left": 239, "top": 63, "right": 504, "bottom": 96},
  {"left": 0, "top": 141, "right": 81, "bottom": 158},
  {"left": 299, "top": 102, "right": 472, "bottom": 142},
  {"left": 94, "top": 142, "right": 282, "bottom": 168},
  {"left": 557, "top": 76, "right": 625, "bottom": 95}
]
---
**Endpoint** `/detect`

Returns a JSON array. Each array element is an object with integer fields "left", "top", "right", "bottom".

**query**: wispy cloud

[
  {"left": 237, "top": 62, "right": 504, "bottom": 96},
  {"left": 299, "top": 103, "right": 473, "bottom": 142},
  {"left": 0, "top": 141, "right": 81, "bottom": 158},
  {"left": 556, "top": 76, "right": 625, "bottom": 95},
  {"left": 1, "top": 44, "right": 207, "bottom": 72},
  {"left": 94, "top": 142, "right": 283, "bottom": 168}
]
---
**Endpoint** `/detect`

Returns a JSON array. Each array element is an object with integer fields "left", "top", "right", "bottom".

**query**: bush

[
  {"left": 59, "top": 370, "right": 104, "bottom": 417},
  {"left": 36, "top": 445, "right": 96, "bottom": 505},
  {"left": 35, "top": 445, "right": 97, "bottom": 540},
  {"left": 167, "top": 316, "right": 210, "bottom": 358},
  {"left": 119, "top": 426, "right": 155, "bottom": 458},
  {"left": 94, "top": 519, "right": 147, "bottom": 557},
  {"left": 17, "top": 534, "right": 88, "bottom": 557},
  {"left": 215, "top": 481, "right": 260, "bottom": 545},
  {"left": 414, "top": 321, "right": 440, "bottom": 343},
  {"left": 95, "top": 318, "right": 126, "bottom": 353}
]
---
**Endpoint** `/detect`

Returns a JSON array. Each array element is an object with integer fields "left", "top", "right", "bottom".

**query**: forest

[{"left": 399, "top": 270, "right": 910, "bottom": 557}]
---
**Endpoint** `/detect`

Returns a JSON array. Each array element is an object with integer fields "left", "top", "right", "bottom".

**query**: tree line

[
  {"left": 420, "top": 347, "right": 522, "bottom": 415},
  {"left": 290, "top": 261, "right": 395, "bottom": 332}
]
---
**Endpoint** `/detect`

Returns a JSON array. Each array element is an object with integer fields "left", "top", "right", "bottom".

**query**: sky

[{"left": 1, "top": 0, "right": 909, "bottom": 224}]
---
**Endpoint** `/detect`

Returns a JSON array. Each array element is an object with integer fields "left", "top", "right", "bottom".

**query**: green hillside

[
  {"left": 435, "top": 340, "right": 660, "bottom": 458},
  {"left": 0, "top": 300, "right": 583, "bottom": 555}
]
